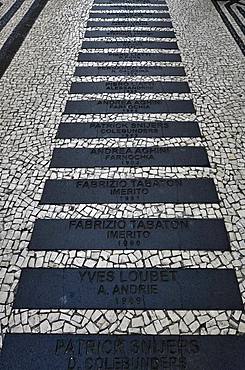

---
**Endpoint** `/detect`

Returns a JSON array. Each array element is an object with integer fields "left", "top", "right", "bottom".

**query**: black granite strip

[
  {"left": 92, "top": 5, "right": 169, "bottom": 10},
  {"left": 70, "top": 81, "right": 189, "bottom": 94},
  {"left": 40, "top": 178, "right": 219, "bottom": 205},
  {"left": 87, "top": 20, "right": 173, "bottom": 27},
  {"left": 74, "top": 66, "right": 185, "bottom": 76},
  {"left": 82, "top": 40, "right": 178, "bottom": 49},
  {"left": 0, "top": 0, "right": 50, "bottom": 79},
  {"left": 89, "top": 12, "right": 170, "bottom": 18},
  {"left": 78, "top": 52, "right": 181, "bottom": 62},
  {"left": 2, "top": 334, "right": 244, "bottom": 370},
  {"left": 29, "top": 218, "right": 230, "bottom": 251},
  {"left": 50, "top": 147, "right": 210, "bottom": 168},
  {"left": 56, "top": 121, "right": 201, "bottom": 139},
  {"left": 0, "top": 0, "right": 26, "bottom": 32},
  {"left": 84, "top": 29, "right": 175, "bottom": 38},
  {"left": 94, "top": 0, "right": 167, "bottom": 2},
  {"left": 64, "top": 100, "right": 195, "bottom": 114},
  {"left": 13, "top": 268, "right": 242, "bottom": 309}
]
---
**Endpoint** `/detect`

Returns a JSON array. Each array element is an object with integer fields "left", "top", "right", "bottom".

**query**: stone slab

[
  {"left": 50, "top": 147, "right": 210, "bottom": 168},
  {"left": 82, "top": 40, "right": 178, "bottom": 49},
  {"left": 13, "top": 268, "right": 242, "bottom": 309},
  {"left": 89, "top": 12, "right": 171, "bottom": 18},
  {"left": 74, "top": 66, "right": 185, "bottom": 76},
  {"left": 84, "top": 29, "right": 175, "bottom": 38},
  {"left": 64, "top": 100, "right": 195, "bottom": 114},
  {"left": 94, "top": 0, "right": 167, "bottom": 3},
  {"left": 87, "top": 20, "right": 173, "bottom": 27},
  {"left": 92, "top": 5, "right": 169, "bottom": 10},
  {"left": 70, "top": 81, "right": 189, "bottom": 94},
  {"left": 29, "top": 218, "right": 230, "bottom": 251},
  {"left": 56, "top": 121, "right": 201, "bottom": 139},
  {"left": 40, "top": 178, "right": 219, "bottom": 205},
  {"left": 2, "top": 334, "right": 244, "bottom": 370},
  {"left": 77, "top": 52, "right": 181, "bottom": 62}
]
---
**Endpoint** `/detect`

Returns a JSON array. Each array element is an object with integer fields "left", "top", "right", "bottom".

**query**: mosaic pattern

[
  {"left": 0, "top": 0, "right": 50, "bottom": 78},
  {"left": 212, "top": 0, "right": 245, "bottom": 55},
  {"left": 0, "top": 0, "right": 27, "bottom": 32},
  {"left": 0, "top": 0, "right": 245, "bottom": 362}
]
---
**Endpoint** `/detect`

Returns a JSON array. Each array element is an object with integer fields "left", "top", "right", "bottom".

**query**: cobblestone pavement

[{"left": 0, "top": 0, "right": 244, "bottom": 368}]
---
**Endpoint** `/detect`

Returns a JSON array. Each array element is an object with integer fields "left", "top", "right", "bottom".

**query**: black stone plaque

[
  {"left": 64, "top": 100, "right": 195, "bottom": 114},
  {"left": 78, "top": 51, "right": 180, "bottom": 62},
  {"left": 40, "top": 178, "right": 219, "bottom": 205},
  {"left": 87, "top": 20, "right": 173, "bottom": 27},
  {"left": 89, "top": 12, "right": 170, "bottom": 18},
  {"left": 2, "top": 334, "right": 244, "bottom": 370},
  {"left": 82, "top": 40, "right": 178, "bottom": 49},
  {"left": 92, "top": 6, "right": 169, "bottom": 11},
  {"left": 56, "top": 121, "right": 201, "bottom": 139},
  {"left": 94, "top": 0, "right": 167, "bottom": 3},
  {"left": 85, "top": 29, "right": 175, "bottom": 38},
  {"left": 13, "top": 268, "right": 242, "bottom": 309},
  {"left": 70, "top": 81, "right": 189, "bottom": 94},
  {"left": 74, "top": 66, "right": 185, "bottom": 76},
  {"left": 29, "top": 218, "right": 230, "bottom": 251},
  {"left": 50, "top": 147, "right": 210, "bottom": 168}
]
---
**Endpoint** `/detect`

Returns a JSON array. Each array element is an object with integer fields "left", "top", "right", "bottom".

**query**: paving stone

[
  {"left": 94, "top": 0, "right": 167, "bottom": 3},
  {"left": 84, "top": 29, "right": 174, "bottom": 38},
  {"left": 56, "top": 120, "right": 200, "bottom": 139},
  {"left": 81, "top": 40, "right": 178, "bottom": 49},
  {"left": 0, "top": 0, "right": 244, "bottom": 351},
  {"left": 28, "top": 217, "right": 229, "bottom": 251},
  {"left": 2, "top": 333, "right": 244, "bottom": 369},
  {"left": 40, "top": 178, "right": 219, "bottom": 205},
  {"left": 50, "top": 147, "right": 209, "bottom": 168},
  {"left": 78, "top": 51, "right": 180, "bottom": 62},
  {"left": 87, "top": 20, "right": 173, "bottom": 27},
  {"left": 91, "top": 6, "right": 169, "bottom": 11},
  {"left": 74, "top": 66, "right": 185, "bottom": 76},
  {"left": 70, "top": 81, "right": 189, "bottom": 94},
  {"left": 14, "top": 268, "right": 242, "bottom": 310},
  {"left": 89, "top": 12, "right": 171, "bottom": 19},
  {"left": 64, "top": 99, "right": 195, "bottom": 114}
]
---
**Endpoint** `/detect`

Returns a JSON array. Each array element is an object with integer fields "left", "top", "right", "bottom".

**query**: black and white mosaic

[
  {"left": 0, "top": 0, "right": 245, "bottom": 367},
  {"left": 212, "top": 0, "right": 245, "bottom": 55}
]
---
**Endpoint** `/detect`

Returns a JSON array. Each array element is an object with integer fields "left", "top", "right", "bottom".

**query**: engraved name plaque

[
  {"left": 70, "top": 81, "right": 189, "bottom": 94},
  {"left": 74, "top": 66, "right": 185, "bottom": 76},
  {"left": 87, "top": 20, "right": 172, "bottom": 27},
  {"left": 64, "top": 99, "right": 195, "bottom": 114},
  {"left": 78, "top": 51, "right": 180, "bottom": 62},
  {"left": 29, "top": 218, "right": 230, "bottom": 251},
  {"left": 84, "top": 30, "right": 175, "bottom": 38},
  {"left": 82, "top": 40, "right": 178, "bottom": 49},
  {"left": 89, "top": 12, "right": 171, "bottom": 19},
  {"left": 1, "top": 334, "right": 244, "bottom": 370},
  {"left": 56, "top": 121, "right": 200, "bottom": 139},
  {"left": 50, "top": 147, "right": 210, "bottom": 168},
  {"left": 40, "top": 178, "right": 219, "bottom": 205},
  {"left": 14, "top": 268, "right": 242, "bottom": 309}
]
